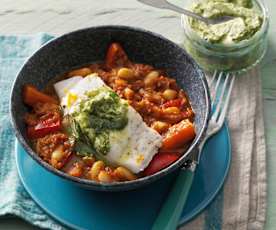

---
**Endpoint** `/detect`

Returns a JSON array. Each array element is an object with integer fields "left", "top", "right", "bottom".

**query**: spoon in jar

[{"left": 137, "top": 0, "right": 236, "bottom": 25}]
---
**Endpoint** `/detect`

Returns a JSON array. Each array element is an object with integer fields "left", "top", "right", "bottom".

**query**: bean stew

[{"left": 23, "top": 43, "right": 195, "bottom": 183}]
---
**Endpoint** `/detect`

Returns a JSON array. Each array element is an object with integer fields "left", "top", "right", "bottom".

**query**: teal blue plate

[{"left": 15, "top": 123, "right": 231, "bottom": 230}]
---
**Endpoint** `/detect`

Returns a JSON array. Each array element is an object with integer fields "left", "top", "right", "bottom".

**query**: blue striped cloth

[
  {"left": 0, "top": 34, "right": 65, "bottom": 230},
  {"left": 0, "top": 34, "right": 224, "bottom": 230}
]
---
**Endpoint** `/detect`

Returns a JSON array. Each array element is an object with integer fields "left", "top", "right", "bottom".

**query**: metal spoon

[{"left": 137, "top": 0, "right": 235, "bottom": 25}]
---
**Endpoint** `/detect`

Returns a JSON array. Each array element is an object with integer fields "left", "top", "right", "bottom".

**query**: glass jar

[{"left": 181, "top": 0, "right": 269, "bottom": 73}]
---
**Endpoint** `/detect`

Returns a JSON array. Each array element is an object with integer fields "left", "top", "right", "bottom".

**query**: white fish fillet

[{"left": 54, "top": 74, "right": 162, "bottom": 173}]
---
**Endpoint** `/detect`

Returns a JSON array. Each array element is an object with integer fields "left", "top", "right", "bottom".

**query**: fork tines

[{"left": 209, "top": 71, "right": 235, "bottom": 123}]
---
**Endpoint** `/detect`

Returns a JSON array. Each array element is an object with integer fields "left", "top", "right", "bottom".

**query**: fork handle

[{"left": 152, "top": 169, "right": 195, "bottom": 230}]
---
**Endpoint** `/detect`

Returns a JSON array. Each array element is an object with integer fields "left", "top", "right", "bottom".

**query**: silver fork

[
  {"left": 152, "top": 71, "right": 235, "bottom": 230},
  {"left": 197, "top": 71, "right": 235, "bottom": 155}
]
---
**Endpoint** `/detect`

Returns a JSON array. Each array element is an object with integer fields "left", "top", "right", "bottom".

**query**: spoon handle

[
  {"left": 152, "top": 168, "right": 195, "bottom": 230},
  {"left": 162, "top": 1, "right": 208, "bottom": 23}
]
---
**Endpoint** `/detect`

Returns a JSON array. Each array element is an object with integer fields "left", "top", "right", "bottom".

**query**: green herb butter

[
  {"left": 189, "top": 0, "right": 263, "bottom": 44},
  {"left": 71, "top": 86, "right": 128, "bottom": 156}
]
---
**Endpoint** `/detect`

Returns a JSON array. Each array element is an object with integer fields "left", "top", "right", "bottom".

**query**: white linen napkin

[{"left": 181, "top": 67, "right": 267, "bottom": 230}]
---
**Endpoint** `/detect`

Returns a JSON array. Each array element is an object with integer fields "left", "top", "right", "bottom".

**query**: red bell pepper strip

[
  {"left": 27, "top": 118, "right": 61, "bottom": 139},
  {"left": 162, "top": 98, "right": 183, "bottom": 108},
  {"left": 161, "top": 119, "right": 196, "bottom": 151},
  {"left": 144, "top": 152, "right": 180, "bottom": 176},
  {"left": 105, "top": 42, "right": 129, "bottom": 68}
]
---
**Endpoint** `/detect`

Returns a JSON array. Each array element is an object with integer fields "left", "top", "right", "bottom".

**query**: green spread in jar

[{"left": 189, "top": 0, "right": 263, "bottom": 44}]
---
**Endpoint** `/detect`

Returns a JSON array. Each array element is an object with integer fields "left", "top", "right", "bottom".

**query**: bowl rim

[{"left": 10, "top": 25, "right": 211, "bottom": 191}]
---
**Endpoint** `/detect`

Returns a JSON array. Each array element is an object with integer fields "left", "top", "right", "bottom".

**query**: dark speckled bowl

[{"left": 10, "top": 26, "right": 210, "bottom": 192}]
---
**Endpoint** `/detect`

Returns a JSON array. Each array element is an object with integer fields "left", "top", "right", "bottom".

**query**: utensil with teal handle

[
  {"left": 152, "top": 72, "right": 235, "bottom": 230},
  {"left": 152, "top": 163, "right": 196, "bottom": 230}
]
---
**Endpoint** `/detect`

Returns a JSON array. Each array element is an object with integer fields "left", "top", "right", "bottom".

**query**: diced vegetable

[
  {"left": 27, "top": 117, "right": 61, "bottom": 139},
  {"left": 163, "top": 107, "right": 181, "bottom": 115},
  {"left": 105, "top": 43, "right": 129, "bottom": 68},
  {"left": 143, "top": 152, "right": 180, "bottom": 176},
  {"left": 89, "top": 161, "right": 105, "bottom": 180},
  {"left": 151, "top": 121, "right": 170, "bottom": 133},
  {"left": 117, "top": 67, "right": 135, "bottom": 80},
  {"left": 115, "top": 79, "right": 127, "bottom": 87},
  {"left": 23, "top": 85, "right": 58, "bottom": 106},
  {"left": 144, "top": 71, "right": 159, "bottom": 87},
  {"left": 162, "top": 98, "right": 183, "bottom": 108},
  {"left": 82, "top": 156, "right": 96, "bottom": 167},
  {"left": 161, "top": 119, "right": 196, "bottom": 151},
  {"left": 68, "top": 162, "right": 83, "bottom": 177},
  {"left": 51, "top": 145, "right": 71, "bottom": 169},
  {"left": 98, "top": 170, "right": 113, "bottom": 183},
  {"left": 51, "top": 145, "right": 65, "bottom": 162},
  {"left": 113, "top": 166, "right": 137, "bottom": 181},
  {"left": 124, "top": 87, "right": 134, "bottom": 100},
  {"left": 162, "top": 89, "right": 177, "bottom": 100}
]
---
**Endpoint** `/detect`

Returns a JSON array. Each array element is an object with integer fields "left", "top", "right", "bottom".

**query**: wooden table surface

[{"left": 1, "top": 0, "right": 275, "bottom": 229}]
